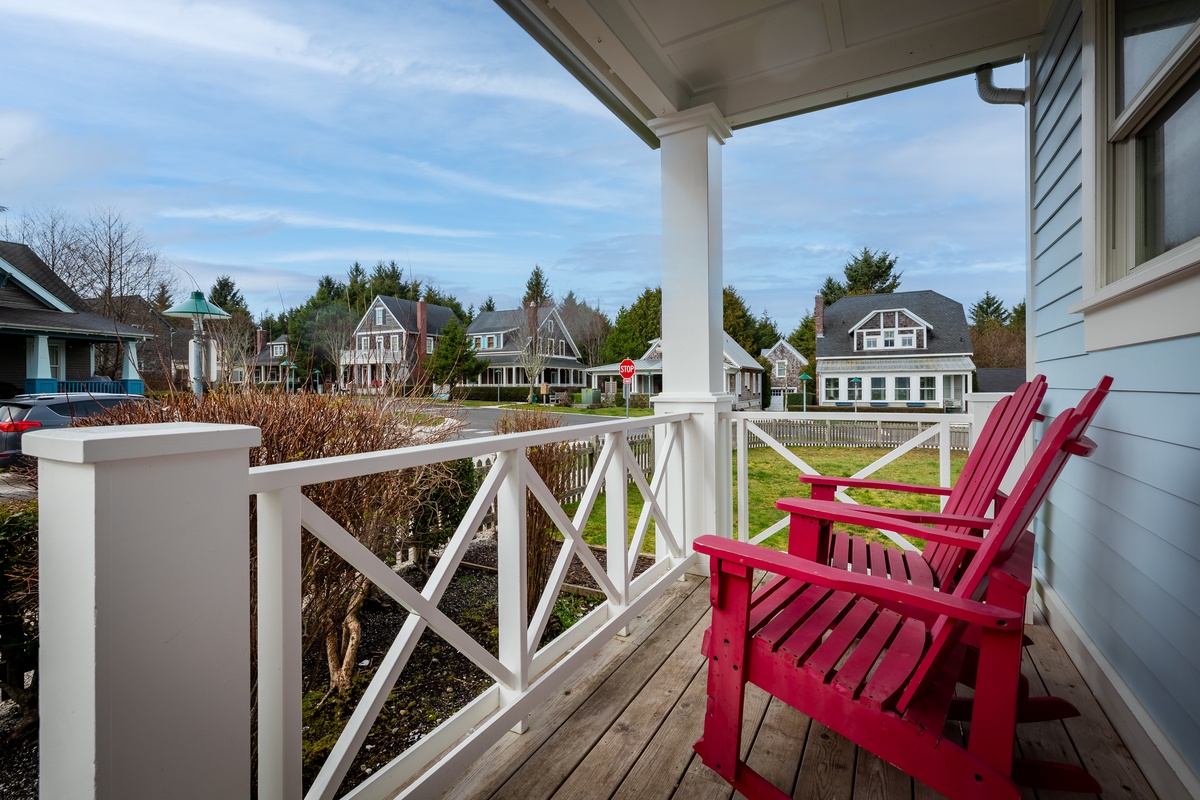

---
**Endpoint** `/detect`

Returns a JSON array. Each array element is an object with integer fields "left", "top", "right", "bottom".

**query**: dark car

[{"left": 0, "top": 393, "right": 149, "bottom": 468}]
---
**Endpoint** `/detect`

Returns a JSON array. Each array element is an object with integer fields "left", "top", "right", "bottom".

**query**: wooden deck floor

[{"left": 437, "top": 574, "right": 1157, "bottom": 800}]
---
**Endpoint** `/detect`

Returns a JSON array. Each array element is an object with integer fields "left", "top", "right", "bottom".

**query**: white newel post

[
  {"left": 25, "top": 422, "right": 262, "bottom": 800},
  {"left": 649, "top": 104, "right": 734, "bottom": 562}
]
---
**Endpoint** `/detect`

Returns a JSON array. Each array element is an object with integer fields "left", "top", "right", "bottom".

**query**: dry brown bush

[{"left": 76, "top": 388, "right": 463, "bottom": 694}]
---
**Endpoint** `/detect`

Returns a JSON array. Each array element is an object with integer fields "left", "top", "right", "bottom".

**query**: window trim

[{"left": 1074, "top": 2, "right": 1200, "bottom": 349}]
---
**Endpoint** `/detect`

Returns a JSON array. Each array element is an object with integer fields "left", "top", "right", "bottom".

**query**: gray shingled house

[
  {"left": 342, "top": 295, "right": 458, "bottom": 389},
  {"left": 0, "top": 240, "right": 152, "bottom": 397},
  {"left": 815, "top": 289, "right": 975, "bottom": 409}
]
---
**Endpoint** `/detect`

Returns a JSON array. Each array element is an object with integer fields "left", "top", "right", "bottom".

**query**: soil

[{"left": 0, "top": 535, "right": 654, "bottom": 799}]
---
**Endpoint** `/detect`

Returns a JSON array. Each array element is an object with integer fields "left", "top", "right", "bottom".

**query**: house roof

[
  {"left": 761, "top": 339, "right": 808, "bottom": 366},
  {"left": 467, "top": 306, "right": 557, "bottom": 336},
  {"left": 376, "top": 296, "right": 457, "bottom": 336},
  {"left": 0, "top": 241, "right": 152, "bottom": 340},
  {"left": 590, "top": 332, "right": 763, "bottom": 375},
  {"left": 976, "top": 368, "right": 1027, "bottom": 393},
  {"left": 816, "top": 290, "right": 973, "bottom": 360}
]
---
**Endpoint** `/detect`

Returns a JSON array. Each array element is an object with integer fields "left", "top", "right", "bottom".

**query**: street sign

[{"left": 619, "top": 358, "right": 636, "bottom": 384}]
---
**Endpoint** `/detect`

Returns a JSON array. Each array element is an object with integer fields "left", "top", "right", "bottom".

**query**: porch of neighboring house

[{"left": 437, "top": 576, "right": 1155, "bottom": 800}]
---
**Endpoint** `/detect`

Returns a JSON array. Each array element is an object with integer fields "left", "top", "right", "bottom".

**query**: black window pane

[{"left": 1117, "top": 0, "right": 1200, "bottom": 109}]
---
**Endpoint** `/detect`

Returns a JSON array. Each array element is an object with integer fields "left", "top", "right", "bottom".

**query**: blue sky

[{"left": 0, "top": 0, "right": 1028, "bottom": 334}]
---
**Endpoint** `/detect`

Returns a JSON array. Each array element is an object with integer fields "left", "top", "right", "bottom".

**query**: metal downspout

[{"left": 976, "top": 64, "right": 1027, "bottom": 105}]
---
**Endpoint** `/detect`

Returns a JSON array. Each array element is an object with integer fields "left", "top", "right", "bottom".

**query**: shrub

[{"left": 0, "top": 499, "right": 38, "bottom": 740}]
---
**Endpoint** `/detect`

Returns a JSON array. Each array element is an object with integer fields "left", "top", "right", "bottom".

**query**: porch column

[
  {"left": 119, "top": 340, "right": 144, "bottom": 394},
  {"left": 26, "top": 334, "right": 56, "bottom": 393},
  {"left": 648, "top": 104, "right": 734, "bottom": 562},
  {"left": 25, "top": 422, "right": 261, "bottom": 800}
]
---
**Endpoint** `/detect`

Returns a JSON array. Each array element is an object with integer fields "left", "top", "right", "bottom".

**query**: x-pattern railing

[
  {"left": 249, "top": 412, "right": 693, "bottom": 800},
  {"left": 726, "top": 411, "right": 972, "bottom": 551}
]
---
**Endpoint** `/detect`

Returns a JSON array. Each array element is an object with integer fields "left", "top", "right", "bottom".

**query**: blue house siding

[{"left": 1031, "top": 0, "right": 1200, "bottom": 779}]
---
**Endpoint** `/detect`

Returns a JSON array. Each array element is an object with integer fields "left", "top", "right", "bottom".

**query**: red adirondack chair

[
  {"left": 694, "top": 378, "right": 1112, "bottom": 800},
  {"left": 789, "top": 374, "right": 1048, "bottom": 594}
]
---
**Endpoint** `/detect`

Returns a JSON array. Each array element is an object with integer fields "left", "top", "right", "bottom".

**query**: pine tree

[
  {"left": 787, "top": 313, "right": 816, "bottom": 368},
  {"left": 479, "top": 295, "right": 496, "bottom": 313},
  {"left": 753, "top": 308, "right": 782, "bottom": 354},
  {"left": 209, "top": 275, "right": 248, "bottom": 315},
  {"left": 820, "top": 248, "right": 902, "bottom": 304},
  {"left": 427, "top": 318, "right": 490, "bottom": 394},
  {"left": 601, "top": 287, "right": 661, "bottom": 363},
  {"left": 969, "top": 291, "right": 1011, "bottom": 329},
  {"left": 523, "top": 265, "right": 552, "bottom": 307},
  {"left": 722, "top": 286, "right": 758, "bottom": 353}
]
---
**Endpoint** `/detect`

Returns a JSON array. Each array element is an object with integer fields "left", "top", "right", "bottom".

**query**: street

[{"left": 452, "top": 404, "right": 618, "bottom": 440}]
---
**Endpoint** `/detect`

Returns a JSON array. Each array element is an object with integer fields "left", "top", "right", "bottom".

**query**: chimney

[
  {"left": 416, "top": 300, "right": 428, "bottom": 365},
  {"left": 814, "top": 295, "right": 825, "bottom": 338},
  {"left": 256, "top": 329, "right": 267, "bottom": 354}
]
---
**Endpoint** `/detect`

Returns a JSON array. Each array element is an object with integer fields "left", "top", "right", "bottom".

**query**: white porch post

[
  {"left": 26, "top": 422, "right": 261, "bottom": 800},
  {"left": 649, "top": 104, "right": 734, "bottom": 560}
]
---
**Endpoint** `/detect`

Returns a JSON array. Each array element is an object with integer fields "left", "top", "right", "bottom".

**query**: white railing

[
  {"left": 250, "top": 412, "right": 694, "bottom": 800},
  {"left": 725, "top": 411, "right": 974, "bottom": 551}
]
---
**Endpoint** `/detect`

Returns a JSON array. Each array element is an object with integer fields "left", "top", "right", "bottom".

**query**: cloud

[{"left": 158, "top": 206, "right": 494, "bottom": 239}]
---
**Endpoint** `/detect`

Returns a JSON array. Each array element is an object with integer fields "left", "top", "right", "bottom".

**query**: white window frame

[
  {"left": 847, "top": 378, "right": 863, "bottom": 401},
  {"left": 427, "top": 336, "right": 435, "bottom": 354},
  {"left": 824, "top": 377, "right": 840, "bottom": 401},
  {"left": 775, "top": 359, "right": 787, "bottom": 378},
  {"left": 272, "top": 344, "right": 285, "bottom": 357},
  {"left": 895, "top": 376, "right": 911, "bottom": 401},
  {"left": 1074, "top": 2, "right": 1200, "bottom": 349},
  {"left": 920, "top": 376, "right": 936, "bottom": 402},
  {"left": 374, "top": 307, "right": 384, "bottom": 326},
  {"left": 390, "top": 334, "right": 399, "bottom": 351},
  {"left": 360, "top": 336, "right": 369, "bottom": 350},
  {"left": 870, "top": 376, "right": 886, "bottom": 401}
]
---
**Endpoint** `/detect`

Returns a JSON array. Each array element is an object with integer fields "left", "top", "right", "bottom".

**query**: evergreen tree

[
  {"left": 820, "top": 247, "right": 902, "bottom": 304},
  {"left": 427, "top": 318, "right": 490, "bottom": 393},
  {"left": 522, "top": 264, "right": 552, "bottom": 307},
  {"left": 753, "top": 308, "right": 782, "bottom": 354},
  {"left": 601, "top": 287, "right": 661, "bottom": 363},
  {"left": 208, "top": 275, "right": 249, "bottom": 315},
  {"left": 722, "top": 286, "right": 758, "bottom": 353},
  {"left": 969, "top": 291, "right": 1011, "bottom": 329},
  {"left": 787, "top": 313, "right": 816, "bottom": 368},
  {"left": 368, "top": 260, "right": 406, "bottom": 299},
  {"left": 1008, "top": 300, "right": 1026, "bottom": 333},
  {"left": 479, "top": 295, "right": 496, "bottom": 313}
]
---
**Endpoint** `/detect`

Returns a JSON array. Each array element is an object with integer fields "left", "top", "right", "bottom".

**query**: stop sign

[{"left": 619, "top": 359, "right": 636, "bottom": 381}]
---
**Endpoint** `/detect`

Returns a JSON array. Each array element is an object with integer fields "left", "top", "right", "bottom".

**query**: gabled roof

[
  {"left": 356, "top": 295, "right": 458, "bottom": 337},
  {"left": 467, "top": 306, "right": 582, "bottom": 359},
  {"left": 0, "top": 241, "right": 151, "bottom": 340},
  {"left": 760, "top": 339, "right": 808, "bottom": 366},
  {"left": 721, "top": 333, "right": 762, "bottom": 371},
  {"left": 592, "top": 332, "right": 763, "bottom": 374},
  {"left": 816, "top": 290, "right": 972, "bottom": 360}
]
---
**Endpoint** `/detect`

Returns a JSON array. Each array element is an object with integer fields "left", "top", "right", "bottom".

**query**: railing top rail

[
  {"left": 724, "top": 410, "right": 973, "bottom": 423},
  {"left": 247, "top": 411, "right": 691, "bottom": 494}
]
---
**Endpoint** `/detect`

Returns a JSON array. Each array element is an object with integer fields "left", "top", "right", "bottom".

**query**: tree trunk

[{"left": 325, "top": 576, "right": 369, "bottom": 694}]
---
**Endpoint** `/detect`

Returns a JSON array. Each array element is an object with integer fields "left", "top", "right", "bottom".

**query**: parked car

[{"left": 0, "top": 393, "right": 150, "bottom": 468}]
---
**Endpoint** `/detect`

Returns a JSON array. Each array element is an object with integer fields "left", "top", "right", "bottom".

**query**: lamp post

[
  {"left": 849, "top": 376, "right": 861, "bottom": 413},
  {"left": 495, "top": 368, "right": 503, "bottom": 403},
  {"left": 163, "top": 290, "right": 231, "bottom": 399},
  {"left": 799, "top": 372, "right": 812, "bottom": 412}
]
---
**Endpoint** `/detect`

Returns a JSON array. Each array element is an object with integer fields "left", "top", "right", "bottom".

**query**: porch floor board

[{"left": 436, "top": 575, "right": 1156, "bottom": 800}]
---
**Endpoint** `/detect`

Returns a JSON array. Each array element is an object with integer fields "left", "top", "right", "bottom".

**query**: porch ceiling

[{"left": 497, "top": 0, "right": 1049, "bottom": 146}]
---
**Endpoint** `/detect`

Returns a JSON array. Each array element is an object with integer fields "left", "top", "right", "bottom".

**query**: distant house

[
  {"left": 589, "top": 333, "right": 765, "bottom": 409},
  {"left": 342, "top": 295, "right": 458, "bottom": 389},
  {"left": 0, "top": 240, "right": 152, "bottom": 396},
  {"left": 759, "top": 339, "right": 810, "bottom": 410},
  {"left": 815, "top": 290, "right": 975, "bottom": 409},
  {"left": 466, "top": 306, "right": 586, "bottom": 388},
  {"left": 85, "top": 294, "right": 189, "bottom": 387}
]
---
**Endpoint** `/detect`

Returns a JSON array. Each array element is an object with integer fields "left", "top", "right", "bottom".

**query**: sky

[{"left": 0, "top": 0, "right": 1028, "bottom": 335}]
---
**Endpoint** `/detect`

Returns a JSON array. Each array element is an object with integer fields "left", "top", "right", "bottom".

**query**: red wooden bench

[{"left": 694, "top": 377, "right": 1112, "bottom": 800}]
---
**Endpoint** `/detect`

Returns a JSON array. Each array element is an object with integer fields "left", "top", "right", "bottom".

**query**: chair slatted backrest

[
  {"left": 923, "top": 374, "right": 1047, "bottom": 588},
  {"left": 896, "top": 376, "right": 1111, "bottom": 712}
]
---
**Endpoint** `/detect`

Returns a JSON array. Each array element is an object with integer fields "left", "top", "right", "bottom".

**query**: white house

[
  {"left": 590, "top": 333, "right": 765, "bottom": 409},
  {"left": 815, "top": 290, "right": 976, "bottom": 409},
  {"left": 466, "top": 305, "right": 587, "bottom": 388},
  {"left": 341, "top": 295, "right": 457, "bottom": 389}
]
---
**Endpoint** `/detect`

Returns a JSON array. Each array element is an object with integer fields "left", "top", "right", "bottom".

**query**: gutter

[{"left": 975, "top": 64, "right": 1026, "bottom": 105}]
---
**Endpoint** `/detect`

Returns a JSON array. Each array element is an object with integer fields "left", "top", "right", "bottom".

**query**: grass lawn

[{"left": 559, "top": 445, "right": 967, "bottom": 555}]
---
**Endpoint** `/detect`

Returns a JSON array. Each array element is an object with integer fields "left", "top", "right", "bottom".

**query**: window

[
  {"left": 775, "top": 360, "right": 787, "bottom": 377},
  {"left": 900, "top": 334, "right": 915, "bottom": 348},
  {"left": 473, "top": 336, "right": 481, "bottom": 349},
  {"left": 272, "top": 344, "right": 285, "bottom": 357},
  {"left": 486, "top": 335, "right": 495, "bottom": 349},
  {"left": 824, "top": 377, "right": 840, "bottom": 401},
  {"left": 920, "top": 376, "right": 936, "bottom": 401},
  {"left": 883, "top": 331, "right": 895, "bottom": 348},
  {"left": 1076, "top": 2, "right": 1200, "bottom": 348},
  {"left": 374, "top": 307, "right": 384, "bottom": 326},
  {"left": 865, "top": 336, "right": 879, "bottom": 349},
  {"left": 375, "top": 336, "right": 384, "bottom": 352},
  {"left": 847, "top": 378, "right": 863, "bottom": 401},
  {"left": 360, "top": 336, "right": 369, "bottom": 350},
  {"left": 390, "top": 334, "right": 399, "bottom": 351},
  {"left": 426, "top": 337, "right": 435, "bottom": 354},
  {"left": 895, "top": 376, "right": 910, "bottom": 401},
  {"left": 871, "top": 377, "right": 886, "bottom": 401}
]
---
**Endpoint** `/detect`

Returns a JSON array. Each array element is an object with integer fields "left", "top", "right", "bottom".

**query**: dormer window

[
  {"left": 852, "top": 309, "right": 927, "bottom": 352},
  {"left": 272, "top": 344, "right": 285, "bottom": 357}
]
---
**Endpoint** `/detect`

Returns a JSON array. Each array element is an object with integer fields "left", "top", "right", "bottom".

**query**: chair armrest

[
  {"left": 694, "top": 535, "right": 1021, "bottom": 628},
  {"left": 798, "top": 475, "right": 954, "bottom": 497},
  {"left": 775, "top": 497, "right": 992, "bottom": 548}
]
